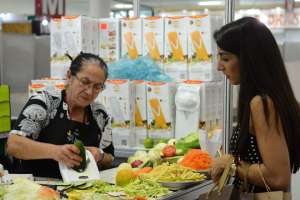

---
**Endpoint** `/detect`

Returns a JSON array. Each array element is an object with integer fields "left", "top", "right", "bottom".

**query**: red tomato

[{"left": 162, "top": 145, "right": 176, "bottom": 157}]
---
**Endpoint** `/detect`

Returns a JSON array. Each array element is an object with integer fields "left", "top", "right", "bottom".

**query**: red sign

[
  {"left": 100, "top": 23, "right": 108, "bottom": 30},
  {"left": 35, "top": 0, "right": 65, "bottom": 17}
]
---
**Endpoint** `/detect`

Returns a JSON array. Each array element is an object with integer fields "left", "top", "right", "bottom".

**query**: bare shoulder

[{"left": 250, "top": 95, "right": 275, "bottom": 113}]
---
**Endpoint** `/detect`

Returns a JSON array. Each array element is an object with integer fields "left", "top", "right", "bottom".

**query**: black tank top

[{"left": 230, "top": 126, "right": 266, "bottom": 192}]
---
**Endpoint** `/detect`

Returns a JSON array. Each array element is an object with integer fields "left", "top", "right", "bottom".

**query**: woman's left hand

[
  {"left": 236, "top": 160, "right": 251, "bottom": 181},
  {"left": 85, "top": 146, "right": 103, "bottom": 163},
  {"left": 210, "top": 154, "right": 232, "bottom": 183}
]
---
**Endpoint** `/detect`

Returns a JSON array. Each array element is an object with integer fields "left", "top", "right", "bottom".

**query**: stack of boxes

[
  {"left": 96, "top": 80, "right": 177, "bottom": 148},
  {"left": 51, "top": 16, "right": 99, "bottom": 79},
  {"left": 47, "top": 14, "right": 225, "bottom": 149},
  {"left": 99, "top": 80, "right": 135, "bottom": 149},
  {"left": 0, "top": 85, "right": 11, "bottom": 133}
]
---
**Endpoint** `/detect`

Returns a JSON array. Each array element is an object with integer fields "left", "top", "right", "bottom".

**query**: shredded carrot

[{"left": 179, "top": 149, "right": 212, "bottom": 170}]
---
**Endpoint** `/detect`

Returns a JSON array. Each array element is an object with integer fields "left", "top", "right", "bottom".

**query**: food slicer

[{"left": 59, "top": 150, "right": 100, "bottom": 183}]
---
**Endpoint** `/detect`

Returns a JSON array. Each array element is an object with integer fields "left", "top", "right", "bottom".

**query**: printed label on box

[{"left": 121, "top": 18, "right": 142, "bottom": 60}]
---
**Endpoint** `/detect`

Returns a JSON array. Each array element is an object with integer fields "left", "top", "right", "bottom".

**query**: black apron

[{"left": 19, "top": 101, "right": 101, "bottom": 178}]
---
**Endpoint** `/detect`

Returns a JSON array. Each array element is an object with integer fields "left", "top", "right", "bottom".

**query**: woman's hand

[
  {"left": 236, "top": 161, "right": 251, "bottom": 181},
  {"left": 53, "top": 144, "right": 82, "bottom": 168},
  {"left": 85, "top": 146, "right": 103, "bottom": 163},
  {"left": 210, "top": 154, "right": 232, "bottom": 183}
]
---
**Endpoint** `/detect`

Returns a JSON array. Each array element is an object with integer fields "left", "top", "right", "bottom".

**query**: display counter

[{"left": 99, "top": 167, "right": 213, "bottom": 200}]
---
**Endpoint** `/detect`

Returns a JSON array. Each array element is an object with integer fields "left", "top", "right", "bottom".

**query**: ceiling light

[
  {"left": 295, "top": 0, "right": 300, "bottom": 2},
  {"left": 198, "top": 1, "right": 222, "bottom": 6},
  {"left": 129, "top": 10, "right": 134, "bottom": 17},
  {"left": 114, "top": 3, "right": 133, "bottom": 9},
  {"left": 41, "top": 19, "right": 49, "bottom": 26},
  {"left": 160, "top": 13, "right": 166, "bottom": 17}
]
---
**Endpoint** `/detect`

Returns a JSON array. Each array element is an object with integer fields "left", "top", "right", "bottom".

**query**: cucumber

[
  {"left": 73, "top": 139, "right": 87, "bottom": 172},
  {"left": 140, "top": 160, "right": 154, "bottom": 168}
]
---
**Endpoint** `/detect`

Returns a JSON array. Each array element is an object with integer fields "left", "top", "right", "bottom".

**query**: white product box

[
  {"left": 143, "top": 16, "right": 164, "bottom": 69},
  {"left": 121, "top": 18, "right": 142, "bottom": 60},
  {"left": 112, "top": 128, "right": 133, "bottom": 149},
  {"left": 61, "top": 15, "right": 90, "bottom": 57},
  {"left": 101, "top": 80, "right": 135, "bottom": 148},
  {"left": 50, "top": 18, "right": 70, "bottom": 79},
  {"left": 99, "top": 18, "right": 120, "bottom": 63},
  {"left": 164, "top": 16, "right": 188, "bottom": 81},
  {"left": 29, "top": 79, "right": 65, "bottom": 97},
  {"left": 50, "top": 58, "right": 70, "bottom": 79},
  {"left": 199, "top": 81, "right": 222, "bottom": 122},
  {"left": 187, "top": 15, "right": 222, "bottom": 81},
  {"left": 132, "top": 80, "right": 147, "bottom": 147},
  {"left": 175, "top": 80, "right": 203, "bottom": 139},
  {"left": 146, "top": 82, "right": 176, "bottom": 139},
  {"left": 90, "top": 18, "right": 99, "bottom": 55},
  {"left": 50, "top": 18, "right": 62, "bottom": 58}
]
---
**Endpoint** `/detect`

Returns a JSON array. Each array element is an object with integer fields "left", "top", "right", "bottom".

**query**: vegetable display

[{"left": 179, "top": 149, "right": 212, "bottom": 170}]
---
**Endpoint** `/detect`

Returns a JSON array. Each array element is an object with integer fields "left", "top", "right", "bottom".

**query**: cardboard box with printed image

[
  {"left": 121, "top": 18, "right": 143, "bottom": 60},
  {"left": 132, "top": 80, "right": 148, "bottom": 147},
  {"left": 50, "top": 18, "right": 70, "bottom": 79},
  {"left": 187, "top": 15, "right": 222, "bottom": 81},
  {"left": 100, "top": 80, "right": 136, "bottom": 148},
  {"left": 146, "top": 82, "right": 176, "bottom": 140},
  {"left": 164, "top": 16, "right": 188, "bottom": 81},
  {"left": 99, "top": 18, "right": 120, "bottom": 63},
  {"left": 143, "top": 16, "right": 164, "bottom": 70}
]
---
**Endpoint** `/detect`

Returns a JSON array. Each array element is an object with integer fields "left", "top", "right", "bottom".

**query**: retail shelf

[{"left": 99, "top": 168, "right": 213, "bottom": 200}]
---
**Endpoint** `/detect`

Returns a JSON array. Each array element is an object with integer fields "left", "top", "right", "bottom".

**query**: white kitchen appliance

[
  {"left": 59, "top": 150, "right": 100, "bottom": 183},
  {"left": 175, "top": 84, "right": 201, "bottom": 139}
]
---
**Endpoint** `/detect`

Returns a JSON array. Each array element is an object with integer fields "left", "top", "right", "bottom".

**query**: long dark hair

[{"left": 214, "top": 17, "right": 300, "bottom": 173}]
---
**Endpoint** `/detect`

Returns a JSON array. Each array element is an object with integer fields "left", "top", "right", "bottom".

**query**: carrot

[
  {"left": 134, "top": 196, "right": 147, "bottom": 200},
  {"left": 179, "top": 149, "right": 212, "bottom": 170},
  {"left": 134, "top": 167, "right": 153, "bottom": 176}
]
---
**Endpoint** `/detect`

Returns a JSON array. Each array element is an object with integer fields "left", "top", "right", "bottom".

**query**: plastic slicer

[{"left": 59, "top": 150, "right": 100, "bottom": 183}]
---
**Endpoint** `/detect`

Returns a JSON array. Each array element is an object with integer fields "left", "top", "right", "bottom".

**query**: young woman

[
  {"left": 7, "top": 53, "right": 114, "bottom": 178},
  {"left": 211, "top": 17, "right": 300, "bottom": 192}
]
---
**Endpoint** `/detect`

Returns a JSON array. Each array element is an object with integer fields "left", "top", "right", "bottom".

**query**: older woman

[{"left": 7, "top": 53, "right": 114, "bottom": 178}]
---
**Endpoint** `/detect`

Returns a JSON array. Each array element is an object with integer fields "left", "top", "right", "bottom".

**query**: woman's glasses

[{"left": 73, "top": 74, "right": 105, "bottom": 92}]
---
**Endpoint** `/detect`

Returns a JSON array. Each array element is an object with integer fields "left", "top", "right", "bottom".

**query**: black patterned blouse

[
  {"left": 230, "top": 126, "right": 267, "bottom": 193},
  {"left": 10, "top": 90, "right": 114, "bottom": 178}
]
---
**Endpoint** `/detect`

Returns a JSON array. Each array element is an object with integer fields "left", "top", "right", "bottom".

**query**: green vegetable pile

[{"left": 66, "top": 178, "right": 170, "bottom": 199}]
